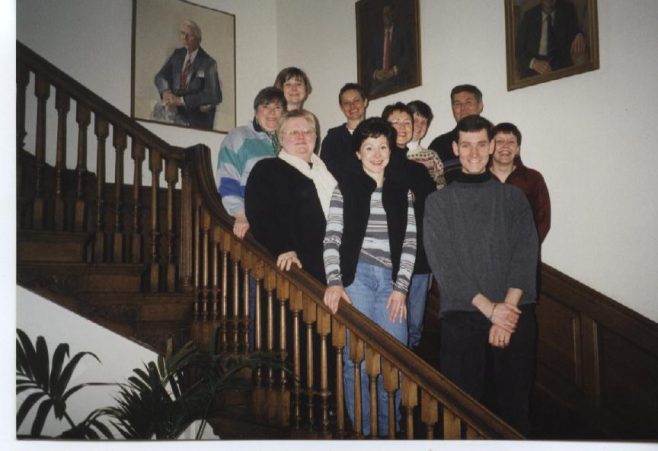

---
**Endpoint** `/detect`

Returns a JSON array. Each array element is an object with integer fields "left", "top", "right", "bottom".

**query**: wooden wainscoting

[{"left": 535, "top": 264, "right": 658, "bottom": 439}]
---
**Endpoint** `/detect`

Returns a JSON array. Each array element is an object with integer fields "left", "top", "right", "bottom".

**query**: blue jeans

[
  {"left": 406, "top": 273, "right": 431, "bottom": 348},
  {"left": 343, "top": 261, "right": 408, "bottom": 437}
]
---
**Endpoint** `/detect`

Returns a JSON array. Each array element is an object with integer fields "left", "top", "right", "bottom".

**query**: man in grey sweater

[{"left": 423, "top": 115, "right": 539, "bottom": 434}]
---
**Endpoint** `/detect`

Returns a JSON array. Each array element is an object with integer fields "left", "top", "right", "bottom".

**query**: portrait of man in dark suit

[
  {"left": 153, "top": 20, "right": 222, "bottom": 130},
  {"left": 356, "top": 0, "right": 420, "bottom": 100},
  {"left": 516, "top": 0, "right": 587, "bottom": 78}
]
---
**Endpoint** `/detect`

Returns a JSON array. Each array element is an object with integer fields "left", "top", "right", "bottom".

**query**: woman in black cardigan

[{"left": 245, "top": 109, "right": 337, "bottom": 282}]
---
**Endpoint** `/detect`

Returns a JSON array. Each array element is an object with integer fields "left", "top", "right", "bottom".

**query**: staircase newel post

[
  {"left": 164, "top": 158, "right": 179, "bottom": 291},
  {"left": 74, "top": 103, "right": 90, "bottom": 232},
  {"left": 130, "top": 140, "right": 145, "bottom": 263},
  {"left": 112, "top": 126, "right": 127, "bottom": 262},
  {"left": 178, "top": 161, "right": 193, "bottom": 291},
  {"left": 93, "top": 116, "right": 109, "bottom": 262},
  {"left": 32, "top": 73, "right": 50, "bottom": 230},
  {"left": 148, "top": 148, "right": 162, "bottom": 291},
  {"left": 54, "top": 88, "right": 70, "bottom": 231},
  {"left": 16, "top": 61, "right": 29, "bottom": 152}
]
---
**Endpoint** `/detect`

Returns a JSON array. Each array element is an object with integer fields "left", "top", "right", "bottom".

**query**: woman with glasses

[{"left": 245, "top": 109, "right": 336, "bottom": 282}]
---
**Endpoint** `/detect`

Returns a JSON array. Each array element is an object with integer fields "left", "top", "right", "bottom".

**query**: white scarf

[{"left": 278, "top": 151, "right": 337, "bottom": 218}]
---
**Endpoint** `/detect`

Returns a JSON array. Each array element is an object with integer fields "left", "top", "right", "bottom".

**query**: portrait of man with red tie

[
  {"left": 154, "top": 19, "right": 222, "bottom": 130},
  {"left": 356, "top": 0, "right": 421, "bottom": 99}
]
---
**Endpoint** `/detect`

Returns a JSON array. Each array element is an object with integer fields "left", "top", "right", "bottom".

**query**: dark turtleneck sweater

[{"left": 423, "top": 171, "right": 539, "bottom": 314}]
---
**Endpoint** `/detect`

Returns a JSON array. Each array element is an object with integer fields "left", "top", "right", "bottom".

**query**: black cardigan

[
  {"left": 336, "top": 166, "right": 410, "bottom": 287},
  {"left": 245, "top": 158, "right": 327, "bottom": 283}
]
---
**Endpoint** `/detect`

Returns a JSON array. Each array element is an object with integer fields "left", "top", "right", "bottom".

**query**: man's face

[
  {"left": 412, "top": 113, "right": 429, "bottom": 142},
  {"left": 382, "top": 5, "right": 394, "bottom": 27},
  {"left": 493, "top": 132, "right": 520, "bottom": 166},
  {"left": 451, "top": 91, "right": 483, "bottom": 122},
  {"left": 453, "top": 129, "right": 494, "bottom": 174},
  {"left": 255, "top": 101, "right": 284, "bottom": 133},
  {"left": 387, "top": 110, "right": 413, "bottom": 148},
  {"left": 179, "top": 25, "right": 200, "bottom": 52},
  {"left": 339, "top": 89, "right": 368, "bottom": 123},
  {"left": 541, "top": 0, "right": 557, "bottom": 14}
]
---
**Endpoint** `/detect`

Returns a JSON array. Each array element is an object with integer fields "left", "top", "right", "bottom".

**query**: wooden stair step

[
  {"left": 78, "top": 291, "right": 195, "bottom": 322},
  {"left": 18, "top": 262, "right": 145, "bottom": 293},
  {"left": 18, "top": 230, "right": 92, "bottom": 263}
]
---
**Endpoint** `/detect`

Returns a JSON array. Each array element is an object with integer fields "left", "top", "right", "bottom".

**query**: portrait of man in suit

[
  {"left": 356, "top": 0, "right": 420, "bottom": 100},
  {"left": 153, "top": 20, "right": 222, "bottom": 130},
  {"left": 516, "top": 0, "right": 587, "bottom": 78}
]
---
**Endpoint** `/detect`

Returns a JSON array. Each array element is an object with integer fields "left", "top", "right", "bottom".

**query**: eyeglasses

[{"left": 283, "top": 129, "right": 316, "bottom": 138}]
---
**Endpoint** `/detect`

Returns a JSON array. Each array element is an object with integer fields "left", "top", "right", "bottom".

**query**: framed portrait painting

[
  {"left": 131, "top": 0, "right": 236, "bottom": 133},
  {"left": 355, "top": 0, "right": 422, "bottom": 100},
  {"left": 505, "top": 0, "right": 599, "bottom": 91}
]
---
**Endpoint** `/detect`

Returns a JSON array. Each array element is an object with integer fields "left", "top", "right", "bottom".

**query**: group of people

[{"left": 216, "top": 67, "right": 551, "bottom": 436}]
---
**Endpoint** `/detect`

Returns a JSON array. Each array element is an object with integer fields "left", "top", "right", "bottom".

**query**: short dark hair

[
  {"left": 253, "top": 87, "right": 287, "bottom": 111},
  {"left": 338, "top": 83, "right": 367, "bottom": 104},
  {"left": 407, "top": 100, "right": 434, "bottom": 126},
  {"left": 353, "top": 117, "right": 396, "bottom": 153},
  {"left": 450, "top": 84, "right": 483, "bottom": 103},
  {"left": 456, "top": 115, "right": 494, "bottom": 140},
  {"left": 381, "top": 102, "right": 413, "bottom": 122},
  {"left": 492, "top": 122, "right": 522, "bottom": 146},
  {"left": 274, "top": 67, "right": 313, "bottom": 94}
]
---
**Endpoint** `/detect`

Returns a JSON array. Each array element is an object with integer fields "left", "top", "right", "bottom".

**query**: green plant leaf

[
  {"left": 55, "top": 351, "right": 100, "bottom": 400},
  {"left": 34, "top": 336, "right": 50, "bottom": 390},
  {"left": 31, "top": 397, "right": 53, "bottom": 437},
  {"left": 49, "top": 342, "right": 69, "bottom": 396},
  {"left": 16, "top": 391, "right": 45, "bottom": 430},
  {"left": 16, "top": 329, "right": 37, "bottom": 380}
]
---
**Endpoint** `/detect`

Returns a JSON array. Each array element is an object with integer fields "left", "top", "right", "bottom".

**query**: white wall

[
  {"left": 14, "top": 0, "right": 658, "bottom": 323},
  {"left": 277, "top": 0, "right": 658, "bottom": 323}
]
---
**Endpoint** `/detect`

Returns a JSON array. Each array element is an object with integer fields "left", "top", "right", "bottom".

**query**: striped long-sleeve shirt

[{"left": 324, "top": 186, "right": 417, "bottom": 294}]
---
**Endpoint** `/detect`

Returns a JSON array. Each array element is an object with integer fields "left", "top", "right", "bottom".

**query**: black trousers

[{"left": 439, "top": 304, "right": 536, "bottom": 434}]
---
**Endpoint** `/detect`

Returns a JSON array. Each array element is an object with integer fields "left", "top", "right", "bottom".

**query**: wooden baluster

[
  {"left": 331, "top": 318, "right": 346, "bottom": 437},
  {"left": 93, "top": 116, "right": 108, "bottom": 262},
  {"left": 53, "top": 88, "right": 70, "bottom": 231},
  {"left": 148, "top": 149, "right": 162, "bottom": 290},
  {"left": 316, "top": 308, "right": 332, "bottom": 437},
  {"left": 230, "top": 238, "right": 242, "bottom": 353},
  {"left": 200, "top": 209, "right": 211, "bottom": 321},
  {"left": 265, "top": 268, "right": 276, "bottom": 390},
  {"left": 164, "top": 159, "right": 178, "bottom": 291},
  {"left": 178, "top": 163, "right": 193, "bottom": 290},
  {"left": 277, "top": 274, "right": 289, "bottom": 385},
  {"left": 211, "top": 226, "right": 221, "bottom": 321},
  {"left": 349, "top": 334, "right": 365, "bottom": 438},
  {"left": 220, "top": 229, "right": 231, "bottom": 352},
  {"left": 111, "top": 126, "right": 126, "bottom": 262},
  {"left": 16, "top": 64, "right": 29, "bottom": 226},
  {"left": 74, "top": 103, "right": 90, "bottom": 231},
  {"left": 130, "top": 140, "right": 145, "bottom": 262},
  {"left": 16, "top": 62, "right": 29, "bottom": 151},
  {"left": 289, "top": 287, "right": 303, "bottom": 430},
  {"left": 242, "top": 251, "right": 251, "bottom": 353},
  {"left": 442, "top": 407, "right": 461, "bottom": 439},
  {"left": 302, "top": 295, "right": 317, "bottom": 429},
  {"left": 401, "top": 376, "right": 417, "bottom": 439},
  {"left": 253, "top": 258, "right": 265, "bottom": 354},
  {"left": 420, "top": 390, "right": 438, "bottom": 439},
  {"left": 365, "top": 346, "right": 381, "bottom": 438},
  {"left": 32, "top": 74, "right": 50, "bottom": 229},
  {"left": 465, "top": 424, "right": 481, "bottom": 439},
  {"left": 381, "top": 358, "right": 398, "bottom": 439},
  {"left": 192, "top": 199, "right": 201, "bottom": 316}
]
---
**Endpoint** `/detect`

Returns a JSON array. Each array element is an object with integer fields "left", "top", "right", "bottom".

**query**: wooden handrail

[{"left": 17, "top": 39, "right": 523, "bottom": 440}]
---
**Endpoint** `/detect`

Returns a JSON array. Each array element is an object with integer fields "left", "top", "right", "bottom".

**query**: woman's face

[
  {"left": 280, "top": 117, "right": 317, "bottom": 162},
  {"left": 387, "top": 110, "right": 413, "bottom": 148},
  {"left": 357, "top": 135, "right": 390, "bottom": 176},
  {"left": 282, "top": 77, "right": 307, "bottom": 109},
  {"left": 255, "top": 101, "right": 284, "bottom": 132}
]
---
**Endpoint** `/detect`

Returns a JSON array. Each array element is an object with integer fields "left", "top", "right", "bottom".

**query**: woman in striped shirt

[{"left": 322, "top": 117, "right": 416, "bottom": 437}]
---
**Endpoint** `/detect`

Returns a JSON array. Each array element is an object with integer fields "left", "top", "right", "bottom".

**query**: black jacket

[
  {"left": 245, "top": 158, "right": 327, "bottom": 283},
  {"left": 337, "top": 165, "right": 410, "bottom": 287}
]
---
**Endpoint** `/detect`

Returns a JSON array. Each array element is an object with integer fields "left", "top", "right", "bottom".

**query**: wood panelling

[{"left": 535, "top": 265, "right": 658, "bottom": 439}]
